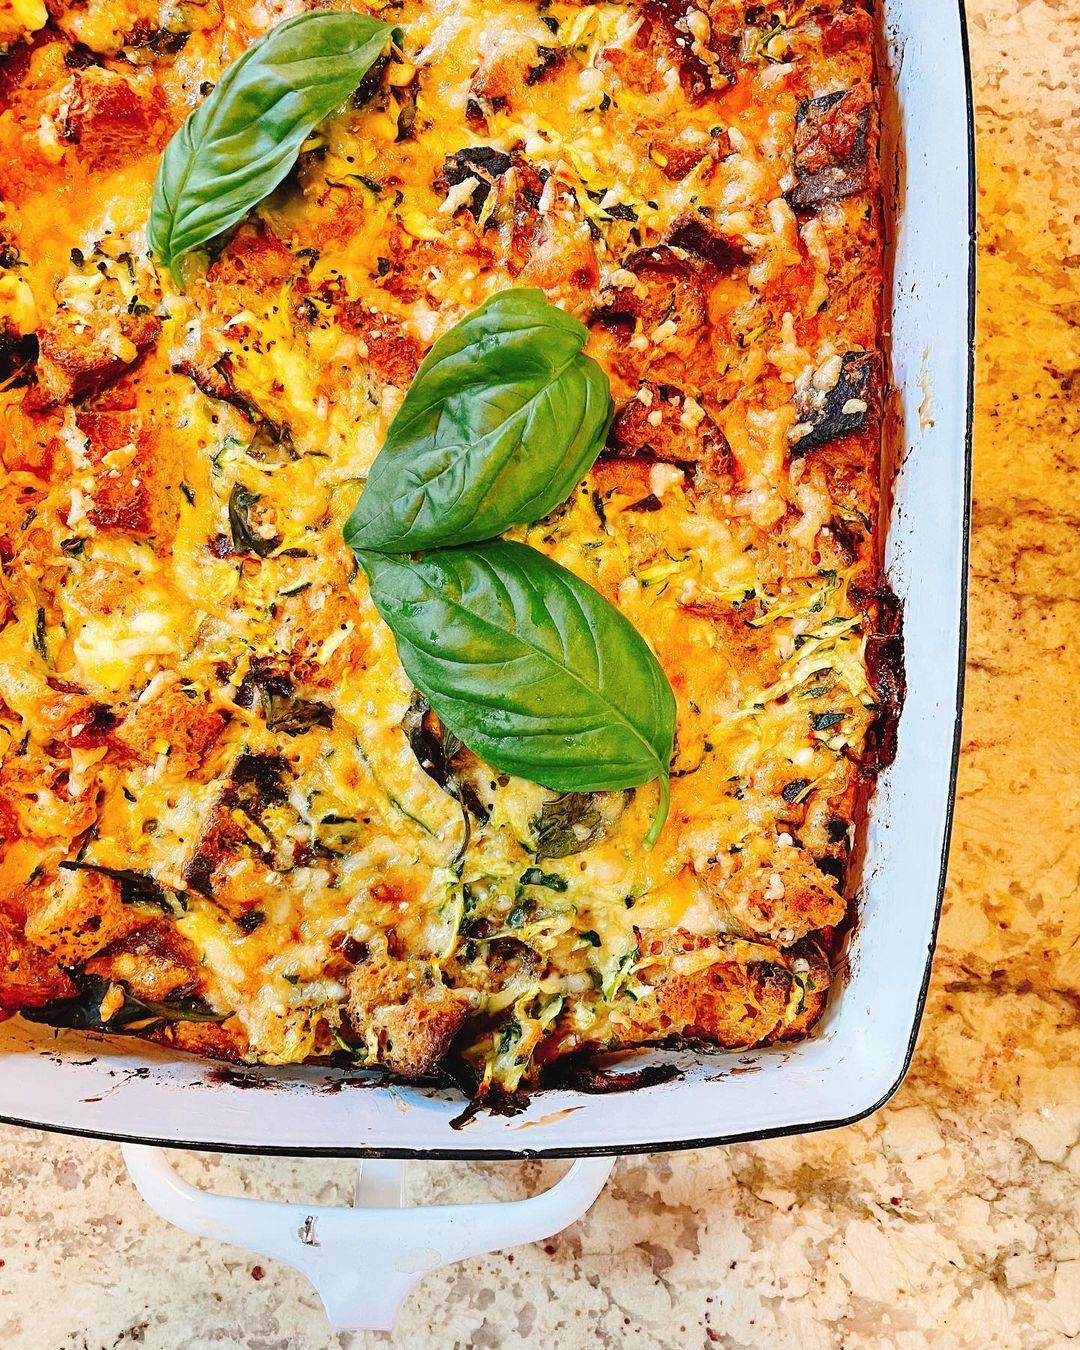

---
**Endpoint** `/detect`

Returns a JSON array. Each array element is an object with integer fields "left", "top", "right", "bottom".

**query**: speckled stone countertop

[{"left": 2, "top": 3, "right": 1078, "bottom": 1346}]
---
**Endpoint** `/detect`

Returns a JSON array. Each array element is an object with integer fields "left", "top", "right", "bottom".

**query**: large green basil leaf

[
  {"left": 358, "top": 541, "right": 674, "bottom": 842},
  {"left": 150, "top": 12, "right": 396, "bottom": 282},
  {"left": 343, "top": 290, "right": 613, "bottom": 553}
]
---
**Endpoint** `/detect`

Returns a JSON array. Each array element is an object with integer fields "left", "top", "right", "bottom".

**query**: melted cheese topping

[{"left": 0, "top": 0, "right": 887, "bottom": 1093}]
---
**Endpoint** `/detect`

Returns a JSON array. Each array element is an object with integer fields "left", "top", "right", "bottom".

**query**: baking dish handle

[{"left": 121, "top": 1145, "right": 614, "bottom": 1331}]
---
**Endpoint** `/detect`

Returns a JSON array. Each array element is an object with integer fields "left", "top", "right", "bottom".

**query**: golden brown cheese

[{"left": 0, "top": 0, "right": 892, "bottom": 1101}]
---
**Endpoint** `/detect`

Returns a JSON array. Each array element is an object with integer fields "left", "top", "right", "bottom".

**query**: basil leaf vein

[
  {"left": 343, "top": 290, "right": 613, "bottom": 552},
  {"left": 150, "top": 12, "right": 396, "bottom": 282},
  {"left": 358, "top": 541, "right": 674, "bottom": 841}
]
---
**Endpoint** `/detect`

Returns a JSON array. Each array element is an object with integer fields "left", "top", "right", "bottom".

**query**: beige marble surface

[{"left": 2, "top": 3, "right": 1079, "bottom": 1346}]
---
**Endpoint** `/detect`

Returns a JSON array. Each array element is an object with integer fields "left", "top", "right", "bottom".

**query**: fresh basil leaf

[
  {"left": 150, "top": 12, "right": 396, "bottom": 282},
  {"left": 343, "top": 290, "right": 613, "bottom": 552},
  {"left": 358, "top": 541, "right": 674, "bottom": 842}
]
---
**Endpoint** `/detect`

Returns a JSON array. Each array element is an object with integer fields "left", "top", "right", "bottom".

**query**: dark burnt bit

[
  {"left": 401, "top": 694, "right": 490, "bottom": 824},
  {"left": 0, "top": 39, "right": 34, "bottom": 104},
  {"left": 351, "top": 54, "right": 389, "bottom": 107},
  {"left": 235, "top": 662, "right": 333, "bottom": 736},
  {"left": 464, "top": 93, "right": 507, "bottom": 131},
  {"left": 182, "top": 753, "right": 292, "bottom": 897},
  {"left": 515, "top": 157, "right": 548, "bottom": 210},
  {"left": 526, "top": 45, "right": 564, "bottom": 85},
  {"left": 207, "top": 533, "right": 235, "bottom": 559},
  {"left": 788, "top": 87, "right": 872, "bottom": 211},
  {"left": 594, "top": 242, "right": 710, "bottom": 337},
  {"left": 826, "top": 816, "right": 851, "bottom": 844},
  {"left": 449, "top": 1082, "right": 531, "bottom": 1130},
  {"left": 542, "top": 1057, "right": 681, "bottom": 1094},
  {"left": 228, "top": 752, "right": 291, "bottom": 816},
  {"left": 789, "top": 351, "right": 880, "bottom": 456},
  {"left": 827, "top": 516, "right": 866, "bottom": 566},
  {"left": 172, "top": 355, "right": 260, "bottom": 425},
  {"left": 207, "top": 1065, "right": 283, "bottom": 1090},
  {"left": 626, "top": 493, "right": 664, "bottom": 513},
  {"left": 440, "top": 146, "right": 514, "bottom": 217},
  {"left": 182, "top": 830, "right": 231, "bottom": 900},
  {"left": 601, "top": 217, "right": 748, "bottom": 334},
  {"left": 853, "top": 581, "right": 905, "bottom": 773},
  {"left": 339, "top": 936, "right": 369, "bottom": 965},
  {"left": 124, "top": 25, "right": 191, "bottom": 56},
  {"left": 64, "top": 703, "right": 117, "bottom": 749},
  {"left": 63, "top": 45, "right": 98, "bottom": 69},
  {"left": 815, "top": 854, "right": 846, "bottom": 887},
  {"left": 0, "top": 332, "right": 39, "bottom": 387},
  {"left": 665, "top": 216, "right": 748, "bottom": 273},
  {"left": 442, "top": 147, "right": 547, "bottom": 234}
]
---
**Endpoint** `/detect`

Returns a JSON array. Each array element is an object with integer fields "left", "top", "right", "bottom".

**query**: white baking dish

[{"left": 0, "top": 0, "right": 973, "bottom": 1317}]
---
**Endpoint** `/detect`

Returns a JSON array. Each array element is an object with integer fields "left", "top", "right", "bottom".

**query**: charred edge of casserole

[
  {"left": 823, "top": 574, "right": 905, "bottom": 989},
  {"left": 851, "top": 576, "right": 906, "bottom": 774},
  {"left": 539, "top": 1057, "right": 682, "bottom": 1096}
]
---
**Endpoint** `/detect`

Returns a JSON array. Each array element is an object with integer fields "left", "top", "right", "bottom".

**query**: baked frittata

[{"left": 0, "top": 0, "right": 895, "bottom": 1108}]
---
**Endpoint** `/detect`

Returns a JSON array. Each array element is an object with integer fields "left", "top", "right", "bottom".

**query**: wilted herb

[
  {"left": 33, "top": 608, "right": 48, "bottom": 660},
  {"left": 519, "top": 868, "right": 569, "bottom": 892},
  {"left": 497, "top": 1018, "right": 522, "bottom": 1054},
  {"left": 237, "top": 667, "right": 332, "bottom": 735},
  {"left": 532, "top": 790, "right": 630, "bottom": 859},
  {"left": 228, "top": 484, "right": 280, "bottom": 556},
  {"left": 59, "top": 860, "right": 183, "bottom": 914},
  {"left": 22, "top": 974, "right": 226, "bottom": 1032}
]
